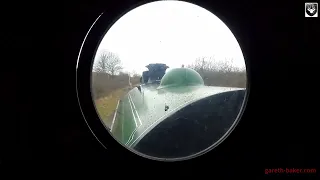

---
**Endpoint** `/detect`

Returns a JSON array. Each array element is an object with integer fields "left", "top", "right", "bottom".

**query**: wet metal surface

[{"left": 112, "top": 84, "right": 243, "bottom": 146}]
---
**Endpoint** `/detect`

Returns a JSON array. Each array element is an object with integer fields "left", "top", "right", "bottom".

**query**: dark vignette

[
  {"left": 4, "top": 0, "right": 318, "bottom": 176},
  {"left": 67, "top": 0, "right": 319, "bottom": 176}
]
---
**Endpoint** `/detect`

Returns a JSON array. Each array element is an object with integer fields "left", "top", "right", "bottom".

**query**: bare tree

[
  {"left": 214, "top": 59, "right": 240, "bottom": 73},
  {"left": 187, "top": 57, "right": 215, "bottom": 75},
  {"left": 130, "top": 70, "right": 140, "bottom": 78},
  {"left": 187, "top": 57, "right": 244, "bottom": 73},
  {"left": 186, "top": 56, "right": 246, "bottom": 88},
  {"left": 127, "top": 70, "right": 141, "bottom": 85},
  {"left": 93, "top": 50, "right": 123, "bottom": 78}
]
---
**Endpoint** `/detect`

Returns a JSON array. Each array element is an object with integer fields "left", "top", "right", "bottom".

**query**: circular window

[{"left": 77, "top": 0, "right": 249, "bottom": 161}]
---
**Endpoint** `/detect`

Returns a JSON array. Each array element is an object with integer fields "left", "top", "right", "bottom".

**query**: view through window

[{"left": 91, "top": 1, "right": 247, "bottom": 160}]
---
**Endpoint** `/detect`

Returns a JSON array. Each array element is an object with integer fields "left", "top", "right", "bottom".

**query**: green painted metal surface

[
  {"left": 110, "top": 68, "right": 244, "bottom": 147},
  {"left": 159, "top": 68, "right": 204, "bottom": 89}
]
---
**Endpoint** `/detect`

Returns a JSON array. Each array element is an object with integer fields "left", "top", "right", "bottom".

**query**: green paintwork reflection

[
  {"left": 159, "top": 68, "right": 204, "bottom": 89},
  {"left": 111, "top": 68, "right": 243, "bottom": 147}
]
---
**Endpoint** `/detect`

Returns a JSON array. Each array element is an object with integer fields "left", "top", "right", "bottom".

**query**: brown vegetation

[
  {"left": 92, "top": 72, "right": 140, "bottom": 128},
  {"left": 187, "top": 57, "right": 246, "bottom": 88},
  {"left": 92, "top": 72, "right": 141, "bottom": 100}
]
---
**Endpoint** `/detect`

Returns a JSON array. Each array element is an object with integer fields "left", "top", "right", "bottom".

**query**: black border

[
  {"left": 62, "top": 0, "right": 320, "bottom": 176},
  {"left": 4, "top": 0, "right": 319, "bottom": 175}
]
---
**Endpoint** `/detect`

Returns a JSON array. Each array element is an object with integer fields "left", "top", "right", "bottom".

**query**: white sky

[{"left": 94, "top": 1, "right": 246, "bottom": 75}]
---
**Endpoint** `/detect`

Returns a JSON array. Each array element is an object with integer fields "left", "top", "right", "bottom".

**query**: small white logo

[{"left": 305, "top": 2, "right": 318, "bottom": 17}]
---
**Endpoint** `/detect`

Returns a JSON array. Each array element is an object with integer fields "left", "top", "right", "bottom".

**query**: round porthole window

[{"left": 77, "top": 0, "right": 249, "bottom": 161}]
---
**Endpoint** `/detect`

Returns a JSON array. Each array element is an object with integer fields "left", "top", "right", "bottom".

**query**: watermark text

[{"left": 265, "top": 168, "right": 316, "bottom": 175}]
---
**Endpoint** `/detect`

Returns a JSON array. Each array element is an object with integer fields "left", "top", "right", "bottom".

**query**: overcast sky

[{"left": 93, "top": 1, "right": 246, "bottom": 75}]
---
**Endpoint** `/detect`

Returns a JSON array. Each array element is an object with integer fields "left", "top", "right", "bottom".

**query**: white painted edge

[
  {"left": 110, "top": 100, "right": 120, "bottom": 132},
  {"left": 129, "top": 94, "right": 142, "bottom": 126},
  {"left": 128, "top": 96, "right": 138, "bottom": 127}
]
